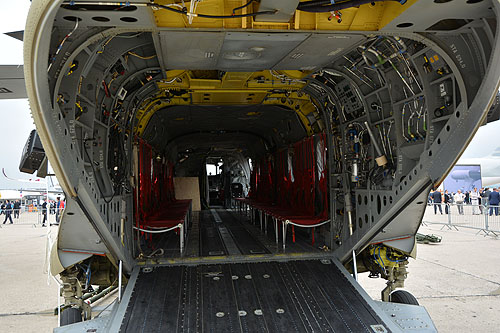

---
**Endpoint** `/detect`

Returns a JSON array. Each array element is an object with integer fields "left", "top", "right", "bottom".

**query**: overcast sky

[
  {"left": 0, "top": 1, "right": 44, "bottom": 189},
  {"left": 0, "top": 1, "right": 498, "bottom": 189}
]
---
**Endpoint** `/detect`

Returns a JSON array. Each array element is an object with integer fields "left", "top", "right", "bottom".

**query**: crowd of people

[
  {"left": 429, "top": 187, "right": 500, "bottom": 216},
  {"left": 41, "top": 197, "right": 65, "bottom": 227},
  {"left": 0, "top": 200, "right": 21, "bottom": 224},
  {"left": 0, "top": 197, "right": 65, "bottom": 226}
]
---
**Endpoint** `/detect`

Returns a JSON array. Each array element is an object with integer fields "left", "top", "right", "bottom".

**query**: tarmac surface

[
  {"left": 359, "top": 224, "right": 500, "bottom": 332},
  {"left": 0, "top": 215, "right": 499, "bottom": 332}
]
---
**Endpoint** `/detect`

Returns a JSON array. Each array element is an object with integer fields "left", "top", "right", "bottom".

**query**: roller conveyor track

[
  {"left": 199, "top": 209, "right": 270, "bottom": 256},
  {"left": 216, "top": 209, "right": 270, "bottom": 255},
  {"left": 120, "top": 259, "right": 390, "bottom": 333}
]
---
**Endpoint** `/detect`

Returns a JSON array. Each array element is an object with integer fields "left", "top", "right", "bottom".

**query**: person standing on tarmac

[
  {"left": 13, "top": 200, "right": 20, "bottom": 219},
  {"left": 454, "top": 190, "right": 465, "bottom": 215},
  {"left": 444, "top": 190, "right": 451, "bottom": 214},
  {"left": 56, "top": 197, "right": 65, "bottom": 224},
  {"left": 41, "top": 200, "right": 48, "bottom": 227},
  {"left": 470, "top": 187, "right": 480, "bottom": 215},
  {"left": 488, "top": 188, "right": 500, "bottom": 216},
  {"left": 432, "top": 189, "right": 443, "bottom": 214},
  {"left": 483, "top": 187, "right": 491, "bottom": 210},
  {"left": 2, "top": 200, "right": 13, "bottom": 224}
]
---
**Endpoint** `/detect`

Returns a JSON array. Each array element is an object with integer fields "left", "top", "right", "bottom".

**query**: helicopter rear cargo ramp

[{"left": 113, "top": 258, "right": 435, "bottom": 333}]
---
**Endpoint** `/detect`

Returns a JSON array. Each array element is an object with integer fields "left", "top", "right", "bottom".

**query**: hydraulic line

[
  {"left": 386, "top": 121, "right": 394, "bottom": 164},
  {"left": 363, "top": 122, "right": 382, "bottom": 157},
  {"left": 364, "top": 121, "right": 387, "bottom": 166},
  {"left": 401, "top": 103, "right": 410, "bottom": 142},
  {"left": 415, "top": 98, "right": 426, "bottom": 139},
  {"left": 407, "top": 103, "right": 417, "bottom": 141},
  {"left": 388, "top": 59, "right": 415, "bottom": 95},
  {"left": 343, "top": 56, "right": 375, "bottom": 89},
  {"left": 343, "top": 66, "right": 374, "bottom": 89},
  {"left": 297, "top": 0, "right": 407, "bottom": 13},
  {"left": 387, "top": 37, "right": 423, "bottom": 93},
  {"left": 377, "top": 124, "right": 387, "bottom": 156}
]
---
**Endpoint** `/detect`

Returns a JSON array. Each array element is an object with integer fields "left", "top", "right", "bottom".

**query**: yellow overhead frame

[
  {"left": 134, "top": 70, "right": 318, "bottom": 136},
  {"left": 152, "top": 0, "right": 418, "bottom": 31},
  {"left": 140, "top": 1, "right": 421, "bottom": 139}
]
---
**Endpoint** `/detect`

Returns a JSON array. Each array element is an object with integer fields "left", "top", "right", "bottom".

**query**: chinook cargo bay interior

[{"left": 21, "top": 0, "right": 500, "bottom": 331}]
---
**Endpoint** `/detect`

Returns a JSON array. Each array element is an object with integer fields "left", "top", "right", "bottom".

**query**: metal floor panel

[
  {"left": 143, "top": 209, "right": 320, "bottom": 260},
  {"left": 120, "top": 260, "right": 390, "bottom": 332}
]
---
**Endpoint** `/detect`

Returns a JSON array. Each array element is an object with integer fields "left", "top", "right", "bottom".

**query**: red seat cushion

[{"left": 143, "top": 199, "right": 192, "bottom": 229}]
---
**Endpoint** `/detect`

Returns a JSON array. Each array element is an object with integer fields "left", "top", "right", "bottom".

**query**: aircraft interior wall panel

[
  {"left": 160, "top": 31, "right": 226, "bottom": 70},
  {"left": 275, "top": 33, "right": 366, "bottom": 71}
]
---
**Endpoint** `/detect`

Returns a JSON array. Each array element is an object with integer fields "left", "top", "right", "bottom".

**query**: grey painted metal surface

[
  {"left": 381, "top": 0, "right": 493, "bottom": 32},
  {"left": 53, "top": 316, "right": 111, "bottom": 333},
  {"left": 255, "top": 0, "right": 300, "bottom": 23},
  {"left": 375, "top": 301, "right": 436, "bottom": 332},
  {"left": 0, "top": 65, "right": 27, "bottom": 99},
  {"left": 328, "top": 3, "right": 500, "bottom": 261}
]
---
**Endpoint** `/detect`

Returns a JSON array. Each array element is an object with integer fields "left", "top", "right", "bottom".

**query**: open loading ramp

[{"left": 114, "top": 258, "right": 433, "bottom": 333}]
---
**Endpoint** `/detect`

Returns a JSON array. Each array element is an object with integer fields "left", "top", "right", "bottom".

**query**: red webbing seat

[
  {"left": 239, "top": 134, "right": 330, "bottom": 249},
  {"left": 135, "top": 140, "right": 192, "bottom": 254}
]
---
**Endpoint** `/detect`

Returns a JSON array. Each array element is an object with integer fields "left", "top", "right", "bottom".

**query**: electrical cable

[
  {"left": 373, "top": 246, "right": 385, "bottom": 273},
  {"left": 269, "top": 70, "right": 306, "bottom": 83},
  {"left": 47, "top": 18, "right": 79, "bottom": 72},
  {"left": 62, "top": 1, "right": 276, "bottom": 18},
  {"left": 385, "top": 248, "right": 407, "bottom": 263},
  {"left": 232, "top": 0, "right": 256, "bottom": 15},
  {"left": 297, "top": 0, "right": 406, "bottom": 13},
  {"left": 127, "top": 51, "right": 157, "bottom": 60},
  {"left": 148, "top": 2, "right": 276, "bottom": 19}
]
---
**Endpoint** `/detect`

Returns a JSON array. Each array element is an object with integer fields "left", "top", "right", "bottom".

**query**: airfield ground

[{"left": 0, "top": 215, "right": 499, "bottom": 332}]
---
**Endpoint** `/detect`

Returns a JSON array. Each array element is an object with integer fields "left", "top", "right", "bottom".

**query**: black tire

[
  {"left": 390, "top": 290, "right": 419, "bottom": 305},
  {"left": 60, "top": 307, "right": 82, "bottom": 326}
]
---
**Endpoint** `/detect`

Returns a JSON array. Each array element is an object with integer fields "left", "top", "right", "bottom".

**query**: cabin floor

[
  {"left": 140, "top": 207, "right": 327, "bottom": 260},
  {"left": 120, "top": 259, "right": 390, "bottom": 332},
  {"left": 123, "top": 209, "right": 393, "bottom": 331}
]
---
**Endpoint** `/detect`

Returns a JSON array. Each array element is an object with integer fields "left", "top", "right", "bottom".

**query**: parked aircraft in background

[{"left": 460, "top": 147, "right": 500, "bottom": 187}]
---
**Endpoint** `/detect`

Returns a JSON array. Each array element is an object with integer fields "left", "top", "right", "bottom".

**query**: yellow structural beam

[
  {"left": 134, "top": 70, "right": 318, "bottom": 136},
  {"left": 152, "top": 0, "right": 418, "bottom": 31}
]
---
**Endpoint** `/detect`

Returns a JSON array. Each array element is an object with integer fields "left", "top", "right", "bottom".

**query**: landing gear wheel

[
  {"left": 389, "top": 290, "right": 419, "bottom": 305},
  {"left": 60, "top": 307, "right": 83, "bottom": 326}
]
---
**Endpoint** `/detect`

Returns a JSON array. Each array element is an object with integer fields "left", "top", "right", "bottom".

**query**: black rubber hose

[
  {"left": 233, "top": 0, "right": 256, "bottom": 15},
  {"left": 149, "top": 2, "right": 276, "bottom": 19},
  {"left": 298, "top": 0, "right": 341, "bottom": 7},
  {"left": 297, "top": 0, "right": 406, "bottom": 13}
]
